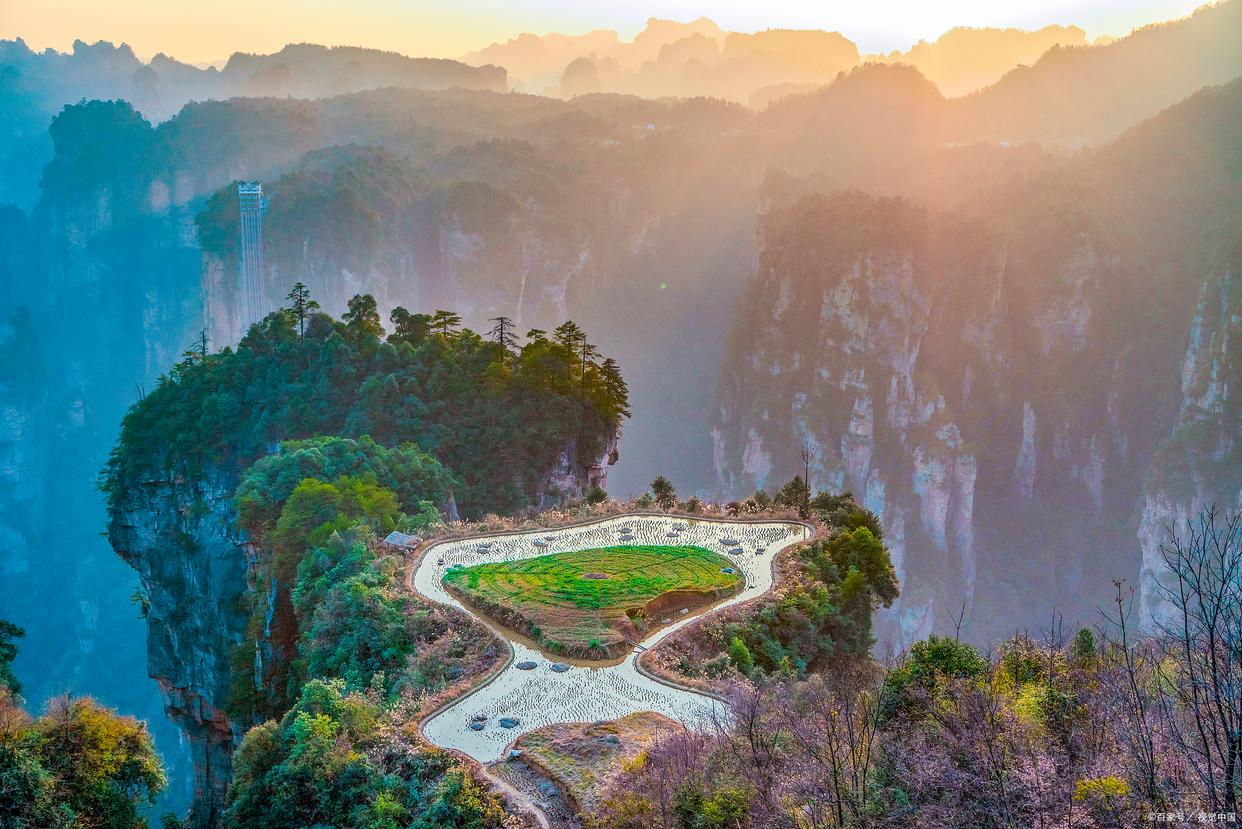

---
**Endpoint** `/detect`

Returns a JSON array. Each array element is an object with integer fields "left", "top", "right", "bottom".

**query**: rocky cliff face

[
  {"left": 714, "top": 76, "right": 1242, "bottom": 644},
  {"left": 0, "top": 313, "right": 48, "bottom": 587},
  {"left": 105, "top": 433, "right": 614, "bottom": 825},
  {"left": 712, "top": 191, "right": 1195, "bottom": 645},
  {"left": 1139, "top": 264, "right": 1242, "bottom": 627},
  {"left": 200, "top": 201, "right": 607, "bottom": 346},
  {"left": 107, "top": 467, "right": 247, "bottom": 829},
  {"left": 537, "top": 433, "right": 620, "bottom": 509},
  {"left": 197, "top": 146, "right": 667, "bottom": 346},
  {"left": 3, "top": 124, "right": 207, "bottom": 810}
]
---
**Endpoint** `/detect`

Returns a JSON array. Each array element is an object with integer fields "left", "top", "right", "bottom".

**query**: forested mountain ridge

[
  {"left": 711, "top": 76, "right": 1242, "bottom": 645},
  {"left": 191, "top": 141, "right": 669, "bottom": 346},
  {"left": 762, "top": 0, "right": 1242, "bottom": 156},
  {"left": 104, "top": 299, "right": 627, "bottom": 825},
  {"left": 5, "top": 0, "right": 1240, "bottom": 211},
  {"left": 953, "top": 0, "right": 1242, "bottom": 142},
  {"left": 0, "top": 38, "right": 506, "bottom": 207}
]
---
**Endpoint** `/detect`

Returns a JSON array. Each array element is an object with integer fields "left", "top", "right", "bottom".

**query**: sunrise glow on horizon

[{"left": 1, "top": 0, "right": 1216, "bottom": 65}]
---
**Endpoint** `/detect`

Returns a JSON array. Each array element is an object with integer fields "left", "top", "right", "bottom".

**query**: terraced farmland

[{"left": 442, "top": 545, "right": 742, "bottom": 658}]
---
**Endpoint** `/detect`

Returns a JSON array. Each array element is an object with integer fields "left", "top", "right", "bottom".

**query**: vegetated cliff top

[{"left": 104, "top": 299, "right": 629, "bottom": 518}]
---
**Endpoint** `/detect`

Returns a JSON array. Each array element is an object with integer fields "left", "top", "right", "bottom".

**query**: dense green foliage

[
  {"left": 236, "top": 435, "right": 450, "bottom": 531},
  {"left": 0, "top": 691, "right": 166, "bottom": 828},
  {"left": 878, "top": 634, "right": 990, "bottom": 724},
  {"left": 41, "top": 100, "right": 154, "bottom": 198},
  {"left": 100, "top": 293, "right": 627, "bottom": 820},
  {"left": 222, "top": 442, "right": 503, "bottom": 826},
  {"left": 106, "top": 297, "right": 628, "bottom": 518},
  {"left": 650, "top": 476, "right": 677, "bottom": 510},
  {"left": 102, "top": 293, "right": 629, "bottom": 775},
  {"left": 225, "top": 437, "right": 496, "bottom": 721},
  {"left": 719, "top": 505, "right": 898, "bottom": 676},
  {"left": 293, "top": 527, "right": 495, "bottom": 703},
  {"left": 225, "top": 680, "right": 506, "bottom": 829}
]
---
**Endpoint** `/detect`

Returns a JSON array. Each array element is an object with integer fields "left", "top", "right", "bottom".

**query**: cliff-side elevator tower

[{"left": 237, "top": 181, "right": 266, "bottom": 333}]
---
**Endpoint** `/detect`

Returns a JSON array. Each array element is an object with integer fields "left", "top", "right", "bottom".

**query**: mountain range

[{"left": 1, "top": 0, "right": 1241, "bottom": 817}]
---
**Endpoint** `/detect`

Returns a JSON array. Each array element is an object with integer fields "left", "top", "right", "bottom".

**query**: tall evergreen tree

[
  {"left": 650, "top": 476, "right": 677, "bottom": 510},
  {"left": 175, "top": 329, "right": 209, "bottom": 374},
  {"left": 488, "top": 316, "right": 517, "bottom": 354},
  {"left": 552, "top": 320, "right": 585, "bottom": 353},
  {"left": 430, "top": 310, "right": 462, "bottom": 338},
  {"left": 599, "top": 357, "right": 631, "bottom": 418},
  {"left": 286, "top": 282, "right": 320, "bottom": 341},
  {"left": 552, "top": 320, "right": 598, "bottom": 387}
]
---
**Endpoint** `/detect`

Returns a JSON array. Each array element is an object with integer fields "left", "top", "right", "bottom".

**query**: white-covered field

[{"left": 413, "top": 514, "right": 809, "bottom": 762}]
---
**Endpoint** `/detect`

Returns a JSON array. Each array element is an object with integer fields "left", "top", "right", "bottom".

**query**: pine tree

[
  {"left": 286, "top": 282, "right": 320, "bottom": 341},
  {"left": 176, "top": 329, "right": 209, "bottom": 372},
  {"left": 552, "top": 320, "right": 584, "bottom": 348},
  {"left": 430, "top": 309, "right": 462, "bottom": 338},
  {"left": 579, "top": 337, "right": 600, "bottom": 389},
  {"left": 552, "top": 321, "right": 597, "bottom": 387},
  {"left": 599, "top": 357, "right": 631, "bottom": 418},
  {"left": 775, "top": 476, "right": 810, "bottom": 517},
  {"left": 488, "top": 316, "right": 517, "bottom": 360}
]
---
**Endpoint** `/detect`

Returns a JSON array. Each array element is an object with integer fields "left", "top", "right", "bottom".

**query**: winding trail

[{"left": 410, "top": 514, "right": 810, "bottom": 763}]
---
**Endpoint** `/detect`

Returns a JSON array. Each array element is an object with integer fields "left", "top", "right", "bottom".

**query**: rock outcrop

[
  {"left": 107, "top": 467, "right": 248, "bottom": 829},
  {"left": 711, "top": 185, "right": 1230, "bottom": 645},
  {"left": 1139, "top": 266, "right": 1242, "bottom": 627}
]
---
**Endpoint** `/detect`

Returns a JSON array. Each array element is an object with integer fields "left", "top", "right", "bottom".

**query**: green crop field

[{"left": 442, "top": 545, "right": 741, "bottom": 658}]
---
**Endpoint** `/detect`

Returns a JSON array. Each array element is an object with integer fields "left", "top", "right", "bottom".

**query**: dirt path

[{"left": 482, "top": 764, "right": 554, "bottom": 829}]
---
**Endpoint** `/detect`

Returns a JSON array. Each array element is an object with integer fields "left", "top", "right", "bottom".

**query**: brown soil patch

[{"left": 514, "top": 712, "right": 680, "bottom": 817}]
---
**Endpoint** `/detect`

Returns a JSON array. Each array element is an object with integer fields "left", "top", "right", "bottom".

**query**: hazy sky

[{"left": 0, "top": 0, "right": 1213, "bottom": 65}]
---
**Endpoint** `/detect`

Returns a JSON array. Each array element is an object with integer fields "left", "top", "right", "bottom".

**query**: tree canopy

[
  {"left": 225, "top": 679, "right": 506, "bottom": 829},
  {"left": 0, "top": 691, "right": 166, "bottom": 829},
  {"left": 106, "top": 293, "right": 628, "bottom": 518}
]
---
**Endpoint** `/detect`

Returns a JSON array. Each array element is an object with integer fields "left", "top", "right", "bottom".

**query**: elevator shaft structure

[{"left": 237, "top": 181, "right": 265, "bottom": 332}]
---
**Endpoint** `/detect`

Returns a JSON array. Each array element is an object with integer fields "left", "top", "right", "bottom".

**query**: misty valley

[{"left": 1, "top": 2, "right": 1242, "bottom": 827}]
